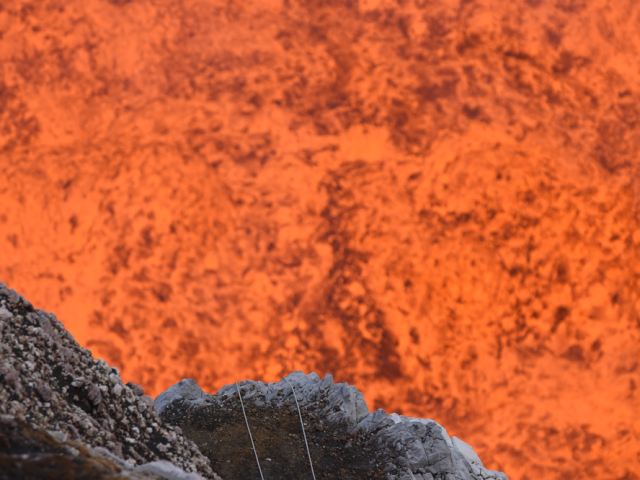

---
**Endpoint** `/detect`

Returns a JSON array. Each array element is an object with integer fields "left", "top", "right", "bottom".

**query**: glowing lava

[{"left": 1, "top": 1, "right": 639, "bottom": 479}]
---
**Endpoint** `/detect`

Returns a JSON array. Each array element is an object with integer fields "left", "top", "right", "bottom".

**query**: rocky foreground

[
  {"left": 0, "top": 282, "right": 509, "bottom": 480},
  {"left": 157, "top": 375, "right": 510, "bottom": 480},
  {"left": 0, "top": 282, "right": 218, "bottom": 480}
]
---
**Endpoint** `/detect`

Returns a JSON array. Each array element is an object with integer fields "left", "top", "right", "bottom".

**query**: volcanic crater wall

[{"left": 1, "top": 1, "right": 640, "bottom": 479}]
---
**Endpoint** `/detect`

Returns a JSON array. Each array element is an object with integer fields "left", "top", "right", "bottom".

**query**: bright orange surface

[{"left": 1, "top": 0, "right": 640, "bottom": 478}]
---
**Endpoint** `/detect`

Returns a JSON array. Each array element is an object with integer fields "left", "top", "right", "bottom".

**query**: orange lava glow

[{"left": 1, "top": 0, "right": 640, "bottom": 478}]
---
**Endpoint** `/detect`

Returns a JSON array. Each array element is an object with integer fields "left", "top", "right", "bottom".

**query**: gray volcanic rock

[
  {"left": 156, "top": 379, "right": 208, "bottom": 416},
  {"left": 0, "top": 282, "right": 221, "bottom": 480},
  {"left": 156, "top": 371, "right": 509, "bottom": 480}
]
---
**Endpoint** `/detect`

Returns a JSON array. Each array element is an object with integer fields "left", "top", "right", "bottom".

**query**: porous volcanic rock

[
  {"left": 0, "top": 282, "right": 221, "bottom": 480},
  {"left": 156, "top": 372, "right": 509, "bottom": 480}
]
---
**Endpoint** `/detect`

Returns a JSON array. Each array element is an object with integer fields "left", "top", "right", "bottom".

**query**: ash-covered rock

[
  {"left": 0, "top": 282, "right": 221, "bottom": 480},
  {"left": 156, "top": 371, "right": 509, "bottom": 480}
]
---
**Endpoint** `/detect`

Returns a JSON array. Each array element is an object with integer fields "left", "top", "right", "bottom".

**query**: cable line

[
  {"left": 284, "top": 377, "right": 316, "bottom": 480},
  {"left": 236, "top": 381, "right": 265, "bottom": 480}
]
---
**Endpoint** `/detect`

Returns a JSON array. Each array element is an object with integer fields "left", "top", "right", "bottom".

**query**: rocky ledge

[
  {"left": 157, "top": 375, "right": 509, "bottom": 480},
  {"left": 0, "top": 281, "right": 509, "bottom": 480}
]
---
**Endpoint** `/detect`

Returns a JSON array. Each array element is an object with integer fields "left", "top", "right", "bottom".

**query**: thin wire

[
  {"left": 284, "top": 377, "right": 317, "bottom": 480},
  {"left": 236, "top": 382, "right": 265, "bottom": 480}
]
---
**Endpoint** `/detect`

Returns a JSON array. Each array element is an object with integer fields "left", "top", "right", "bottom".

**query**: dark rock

[
  {"left": 87, "top": 384, "right": 102, "bottom": 406},
  {"left": 156, "top": 371, "right": 510, "bottom": 480},
  {"left": 0, "top": 283, "right": 222, "bottom": 480},
  {"left": 36, "top": 384, "right": 53, "bottom": 402},
  {"left": 0, "top": 414, "right": 205, "bottom": 480},
  {"left": 128, "top": 382, "right": 145, "bottom": 397}
]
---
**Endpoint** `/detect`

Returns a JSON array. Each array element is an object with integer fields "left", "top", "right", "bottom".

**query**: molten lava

[{"left": 1, "top": 0, "right": 639, "bottom": 478}]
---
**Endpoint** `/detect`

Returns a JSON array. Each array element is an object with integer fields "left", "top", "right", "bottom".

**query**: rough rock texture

[
  {"left": 0, "top": 414, "right": 205, "bottom": 480},
  {"left": 156, "top": 371, "right": 509, "bottom": 480},
  {"left": 0, "top": 282, "right": 220, "bottom": 480}
]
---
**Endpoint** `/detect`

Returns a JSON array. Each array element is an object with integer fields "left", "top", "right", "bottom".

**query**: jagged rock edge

[{"left": 155, "top": 372, "right": 510, "bottom": 480}]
